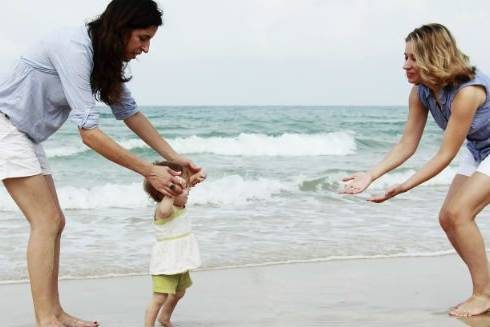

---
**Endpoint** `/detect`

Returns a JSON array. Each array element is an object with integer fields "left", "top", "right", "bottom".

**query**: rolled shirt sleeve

[{"left": 110, "top": 83, "right": 139, "bottom": 120}]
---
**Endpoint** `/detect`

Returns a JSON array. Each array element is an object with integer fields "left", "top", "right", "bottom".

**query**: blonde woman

[{"left": 343, "top": 23, "right": 490, "bottom": 317}]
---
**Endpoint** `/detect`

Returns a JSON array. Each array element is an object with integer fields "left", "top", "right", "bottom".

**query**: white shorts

[
  {"left": 457, "top": 146, "right": 490, "bottom": 177},
  {"left": 0, "top": 113, "right": 51, "bottom": 180}
]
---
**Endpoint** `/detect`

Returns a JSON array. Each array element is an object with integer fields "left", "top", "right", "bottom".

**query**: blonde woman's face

[{"left": 403, "top": 41, "right": 421, "bottom": 84}]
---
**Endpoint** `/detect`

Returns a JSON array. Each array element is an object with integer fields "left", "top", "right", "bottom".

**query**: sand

[{"left": 1, "top": 254, "right": 489, "bottom": 327}]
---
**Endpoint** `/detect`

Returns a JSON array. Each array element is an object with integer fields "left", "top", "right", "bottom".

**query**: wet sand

[{"left": 1, "top": 254, "right": 489, "bottom": 327}]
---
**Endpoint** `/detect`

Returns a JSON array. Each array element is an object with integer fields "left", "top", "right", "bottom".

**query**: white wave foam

[
  {"left": 189, "top": 175, "right": 295, "bottom": 206},
  {"left": 44, "top": 132, "right": 357, "bottom": 158},
  {"left": 0, "top": 183, "right": 151, "bottom": 211},
  {"left": 0, "top": 175, "right": 297, "bottom": 211},
  {"left": 44, "top": 139, "right": 146, "bottom": 158},
  {"left": 45, "top": 145, "right": 90, "bottom": 158},
  {"left": 171, "top": 132, "right": 356, "bottom": 156}
]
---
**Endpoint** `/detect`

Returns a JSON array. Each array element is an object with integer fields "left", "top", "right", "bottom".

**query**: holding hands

[
  {"left": 146, "top": 155, "right": 207, "bottom": 197},
  {"left": 172, "top": 155, "right": 207, "bottom": 186},
  {"left": 146, "top": 165, "right": 185, "bottom": 197}
]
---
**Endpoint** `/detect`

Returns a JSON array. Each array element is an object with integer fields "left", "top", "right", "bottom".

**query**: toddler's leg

[
  {"left": 157, "top": 291, "right": 185, "bottom": 327},
  {"left": 145, "top": 293, "right": 167, "bottom": 327}
]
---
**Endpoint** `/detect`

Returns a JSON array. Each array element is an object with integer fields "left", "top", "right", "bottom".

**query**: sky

[{"left": 0, "top": 0, "right": 489, "bottom": 106}]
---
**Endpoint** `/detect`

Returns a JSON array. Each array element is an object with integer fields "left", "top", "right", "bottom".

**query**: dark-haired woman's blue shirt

[{"left": 0, "top": 25, "right": 139, "bottom": 143}]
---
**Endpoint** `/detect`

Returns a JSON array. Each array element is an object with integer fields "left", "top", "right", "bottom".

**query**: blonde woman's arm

[
  {"left": 369, "top": 85, "right": 485, "bottom": 203},
  {"left": 342, "top": 86, "right": 428, "bottom": 194}
]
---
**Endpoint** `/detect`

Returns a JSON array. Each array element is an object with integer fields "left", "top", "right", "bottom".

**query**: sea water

[{"left": 1, "top": 106, "right": 487, "bottom": 283}]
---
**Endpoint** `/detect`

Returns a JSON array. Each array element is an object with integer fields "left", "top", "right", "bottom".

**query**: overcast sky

[{"left": 0, "top": 0, "right": 489, "bottom": 106}]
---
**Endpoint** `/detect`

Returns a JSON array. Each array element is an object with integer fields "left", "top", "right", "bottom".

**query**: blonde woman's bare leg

[
  {"left": 438, "top": 172, "right": 490, "bottom": 316},
  {"left": 440, "top": 175, "right": 490, "bottom": 310}
]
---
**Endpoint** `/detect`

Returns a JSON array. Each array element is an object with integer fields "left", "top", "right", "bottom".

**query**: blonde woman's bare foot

[
  {"left": 59, "top": 312, "right": 98, "bottom": 327},
  {"left": 451, "top": 297, "right": 470, "bottom": 310},
  {"left": 458, "top": 313, "right": 490, "bottom": 327},
  {"left": 449, "top": 295, "right": 490, "bottom": 317}
]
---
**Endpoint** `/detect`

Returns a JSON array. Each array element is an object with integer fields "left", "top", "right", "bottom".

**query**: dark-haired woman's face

[{"left": 124, "top": 26, "right": 158, "bottom": 61}]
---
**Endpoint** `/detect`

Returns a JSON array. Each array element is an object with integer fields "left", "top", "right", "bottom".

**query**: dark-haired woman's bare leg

[{"left": 4, "top": 175, "right": 97, "bottom": 327}]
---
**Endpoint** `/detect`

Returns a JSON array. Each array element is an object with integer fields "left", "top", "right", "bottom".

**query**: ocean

[{"left": 1, "top": 105, "right": 488, "bottom": 283}]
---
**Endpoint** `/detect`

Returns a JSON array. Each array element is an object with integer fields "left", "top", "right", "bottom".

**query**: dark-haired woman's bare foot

[
  {"left": 59, "top": 312, "right": 98, "bottom": 327},
  {"left": 38, "top": 315, "right": 64, "bottom": 327}
]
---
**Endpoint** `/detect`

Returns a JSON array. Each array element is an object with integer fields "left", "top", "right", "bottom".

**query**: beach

[
  {"left": 3, "top": 106, "right": 490, "bottom": 326},
  {"left": 2, "top": 254, "right": 488, "bottom": 327}
]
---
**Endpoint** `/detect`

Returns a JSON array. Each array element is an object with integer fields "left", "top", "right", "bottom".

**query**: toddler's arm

[{"left": 155, "top": 197, "right": 175, "bottom": 219}]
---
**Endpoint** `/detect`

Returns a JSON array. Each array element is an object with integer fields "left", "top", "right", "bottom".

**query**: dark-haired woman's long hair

[{"left": 87, "top": 0, "right": 162, "bottom": 105}]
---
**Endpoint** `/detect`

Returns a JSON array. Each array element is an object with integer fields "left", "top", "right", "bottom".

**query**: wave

[
  {"left": 0, "top": 175, "right": 297, "bottom": 211},
  {"left": 45, "top": 145, "right": 89, "bottom": 158},
  {"left": 189, "top": 175, "right": 296, "bottom": 206},
  {"left": 0, "top": 166, "right": 457, "bottom": 211},
  {"left": 44, "top": 132, "right": 357, "bottom": 158},
  {"left": 170, "top": 132, "right": 356, "bottom": 156},
  {"left": 298, "top": 166, "right": 457, "bottom": 193}
]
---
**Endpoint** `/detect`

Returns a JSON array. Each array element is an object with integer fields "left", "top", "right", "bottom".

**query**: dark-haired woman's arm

[
  {"left": 79, "top": 126, "right": 183, "bottom": 196},
  {"left": 124, "top": 112, "right": 206, "bottom": 183}
]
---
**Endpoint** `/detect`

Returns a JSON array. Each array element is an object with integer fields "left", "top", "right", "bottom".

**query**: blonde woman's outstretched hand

[
  {"left": 367, "top": 184, "right": 406, "bottom": 203},
  {"left": 341, "top": 171, "right": 373, "bottom": 194}
]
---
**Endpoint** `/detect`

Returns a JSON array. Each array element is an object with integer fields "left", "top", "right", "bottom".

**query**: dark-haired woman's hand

[
  {"left": 190, "top": 168, "right": 207, "bottom": 186},
  {"left": 172, "top": 155, "right": 207, "bottom": 185},
  {"left": 146, "top": 164, "right": 185, "bottom": 197},
  {"left": 341, "top": 171, "right": 373, "bottom": 194}
]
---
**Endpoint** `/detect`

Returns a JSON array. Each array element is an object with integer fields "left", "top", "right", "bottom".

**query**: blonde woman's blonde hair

[{"left": 405, "top": 23, "right": 475, "bottom": 89}]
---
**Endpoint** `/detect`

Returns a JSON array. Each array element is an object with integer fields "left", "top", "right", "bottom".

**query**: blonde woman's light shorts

[
  {"left": 0, "top": 113, "right": 51, "bottom": 180},
  {"left": 457, "top": 146, "right": 490, "bottom": 177}
]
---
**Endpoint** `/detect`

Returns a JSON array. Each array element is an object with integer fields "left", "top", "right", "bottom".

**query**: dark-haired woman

[
  {"left": 0, "top": 1, "right": 204, "bottom": 326},
  {"left": 343, "top": 23, "right": 490, "bottom": 317}
]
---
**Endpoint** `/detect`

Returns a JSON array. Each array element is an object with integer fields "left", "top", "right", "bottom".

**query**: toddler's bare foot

[
  {"left": 59, "top": 312, "right": 98, "bottom": 327},
  {"left": 157, "top": 315, "right": 173, "bottom": 327},
  {"left": 449, "top": 295, "right": 490, "bottom": 317}
]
